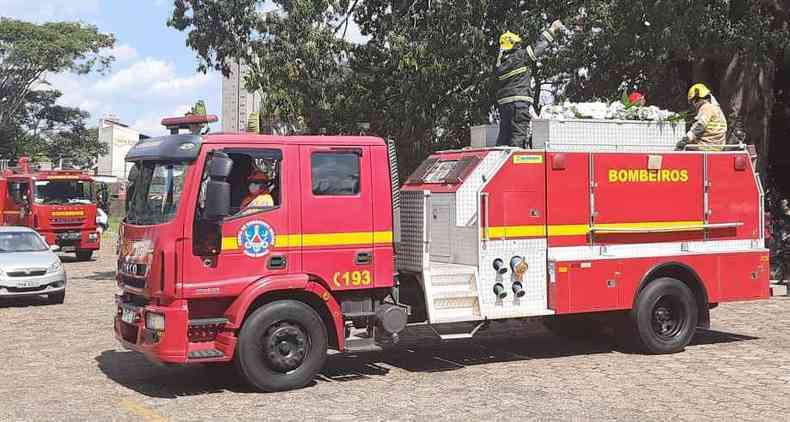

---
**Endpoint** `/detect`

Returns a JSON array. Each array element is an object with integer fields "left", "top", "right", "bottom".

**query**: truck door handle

[
  {"left": 355, "top": 251, "right": 372, "bottom": 265},
  {"left": 268, "top": 255, "right": 287, "bottom": 270}
]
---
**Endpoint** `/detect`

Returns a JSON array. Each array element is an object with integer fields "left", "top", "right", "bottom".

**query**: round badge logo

[{"left": 237, "top": 220, "right": 275, "bottom": 258}]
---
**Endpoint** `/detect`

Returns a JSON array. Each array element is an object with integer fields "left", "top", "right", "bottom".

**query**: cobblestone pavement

[{"left": 1, "top": 246, "right": 789, "bottom": 422}]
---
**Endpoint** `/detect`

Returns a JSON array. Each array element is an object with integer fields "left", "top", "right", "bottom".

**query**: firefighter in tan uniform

[
  {"left": 241, "top": 171, "right": 275, "bottom": 209},
  {"left": 676, "top": 83, "right": 728, "bottom": 150}
]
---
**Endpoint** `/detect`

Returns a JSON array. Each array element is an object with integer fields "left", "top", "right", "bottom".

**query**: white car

[{"left": 0, "top": 227, "right": 67, "bottom": 304}]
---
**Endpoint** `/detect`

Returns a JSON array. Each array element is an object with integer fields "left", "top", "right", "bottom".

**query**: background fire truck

[
  {"left": 114, "top": 120, "right": 768, "bottom": 392},
  {"left": 0, "top": 157, "right": 101, "bottom": 260}
]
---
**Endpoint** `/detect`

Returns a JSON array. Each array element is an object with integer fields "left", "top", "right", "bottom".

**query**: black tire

[
  {"left": 75, "top": 249, "right": 93, "bottom": 261},
  {"left": 629, "top": 277, "right": 698, "bottom": 354},
  {"left": 47, "top": 291, "right": 65, "bottom": 305},
  {"left": 236, "top": 300, "right": 328, "bottom": 392}
]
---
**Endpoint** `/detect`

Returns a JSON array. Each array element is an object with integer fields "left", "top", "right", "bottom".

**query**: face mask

[{"left": 249, "top": 183, "right": 260, "bottom": 194}]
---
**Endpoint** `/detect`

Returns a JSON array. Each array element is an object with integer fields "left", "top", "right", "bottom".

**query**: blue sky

[
  {"left": 2, "top": 0, "right": 223, "bottom": 136},
  {"left": 1, "top": 0, "right": 368, "bottom": 137}
]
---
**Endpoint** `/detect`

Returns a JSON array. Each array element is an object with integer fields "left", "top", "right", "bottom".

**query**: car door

[
  {"left": 3, "top": 180, "right": 29, "bottom": 226},
  {"left": 180, "top": 144, "right": 301, "bottom": 297},
  {"left": 299, "top": 145, "right": 375, "bottom": 291}
]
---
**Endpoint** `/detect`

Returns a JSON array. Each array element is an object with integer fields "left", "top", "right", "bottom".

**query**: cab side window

[
  {"left": 8, "top": 182, "right": 29, "bottom": 205},
  {"left": 224, "top": 149, "right": 283, "bottom": 217},
  {"left": 311, "top": 151, "right": 360, "bottom": 196}
]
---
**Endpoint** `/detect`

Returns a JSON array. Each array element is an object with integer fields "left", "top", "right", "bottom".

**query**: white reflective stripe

[
  {"left": 526, "top": 46, "right": 537, "bottom": 61},
  {"left": 498, "top": 95, "right": 534, "bottom": 105},
  {"left": 549, "top": 239, "right": 762, "bottom": 262},
  {"left": 542, "top": 31, "right": 554, "bottom": 43},
  {"left": 498, "top": 66, "right": 529, "bottom": 80}
]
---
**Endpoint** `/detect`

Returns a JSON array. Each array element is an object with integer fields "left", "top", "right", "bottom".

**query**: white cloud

[
  {"left": 107, "top": 44, "right": 139, "bottom": 63},
  {"left": 94, "top": 58, "right": 173, "bottom": 95},
  {"left": 93, "top": 58, "right": 215, "bottom": 101},
  {"left": 0, "top": 0, "right": 100, "bottom": 22}
]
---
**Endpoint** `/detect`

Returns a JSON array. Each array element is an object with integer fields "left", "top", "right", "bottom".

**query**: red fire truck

[
  {"left": 1, "top": 157, "right": 100, "bottom": 260},
  {"left": 114, "top": 133, "right": 768, "bottom": 392}
]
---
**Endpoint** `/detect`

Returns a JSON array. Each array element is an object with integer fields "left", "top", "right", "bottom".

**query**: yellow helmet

[
  {"left": 687, "top": 83, "right": 711, "bottom": 101},
  {"left": 499, "top": 31, "right": 522, "bottom": 51}
]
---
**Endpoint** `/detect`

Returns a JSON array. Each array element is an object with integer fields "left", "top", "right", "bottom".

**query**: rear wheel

[
  {"left": 629, "top": 277, "right": 698, "bottom": 354},
  {"left": 236, "top": 300, "right": 328, "bottom": 392},
  {"left": 75, "top": 249, "right": 93, "bottom": 261},
  {"left": 47, "top": 291, "right": 65, "bottom": 305}
]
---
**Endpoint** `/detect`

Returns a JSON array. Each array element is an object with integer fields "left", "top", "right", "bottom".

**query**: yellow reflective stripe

[
  {"left": 221, "top": 231, "right": 393, "bottom": 251},
  {"left": 51, "top": 211, "right": 85, "bottom": 217},
  {"left": 526, "top": 46, "right": 537, "bottom": 61},
  {"left": 542, "top": 31, "right": 554, "bottom": 43},
  {"left": 486, "top": 221, "right": 705, "bottom": 239},
  {"left": 498, "top": 66, "right": 529, "bottom": 80},
  {"left": 498, "top": 95, "right": 534, "bottom": 104}
]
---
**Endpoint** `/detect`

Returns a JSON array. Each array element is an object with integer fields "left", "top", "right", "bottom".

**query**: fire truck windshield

[
  {"left": 33, "top": 180, "right": 92, "bottom": 205},
  {"left": 125, "top": 162, "right": 187, "bottom": 225}
]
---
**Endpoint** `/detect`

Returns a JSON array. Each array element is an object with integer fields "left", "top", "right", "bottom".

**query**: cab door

[
  {"left": 299, "top": 145, "right": 375, "bottom": 291},
  {"left": 3, "top": 179, "right": 29, "bottom": 226},
  {"left": 181, "top": 145, "right": 301, "bottom": 297}
]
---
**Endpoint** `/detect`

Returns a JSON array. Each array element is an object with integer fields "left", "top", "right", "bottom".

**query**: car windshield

[
  {"left": 126, "top": 162, "right": 187, "bottom": 225},
  {"left": 33, "top": 180, "right": 93, "bottom": 205},
  {"left": 0, "top": 232, "right": 48, "bottom": 253}
]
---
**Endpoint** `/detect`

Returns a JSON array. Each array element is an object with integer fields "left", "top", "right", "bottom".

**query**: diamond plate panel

[
  {"left": 477, "top": 238, "right": 549, "bottom": 319},
  {"left": 532, "top": 119, "right": 684, "bottom": 152},
  {"left": 455, "top": 150, "right": 510, "bottom": 227},
  {"left": 397, "top": 190, "right": 427, "bottom": 272}
]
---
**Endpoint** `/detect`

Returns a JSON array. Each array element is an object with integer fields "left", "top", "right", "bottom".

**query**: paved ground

[{"left": 1, "top": 244, "right": 789, "bottom": 422}]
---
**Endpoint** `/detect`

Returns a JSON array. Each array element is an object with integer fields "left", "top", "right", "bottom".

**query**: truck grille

[
  {"left": 119, "top": 322, "right": 139, "bottom": 344},
  {"left": 397, "top": 190, "right": 428, "bottom": 272},
  {"left": 119, "top": 273, "right": 146, "bottom": 289},
  {"left": 7, "top": 269, "right": 47, "bottom": 277}
]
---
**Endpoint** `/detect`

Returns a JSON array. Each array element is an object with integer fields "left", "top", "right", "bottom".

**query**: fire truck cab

[
  {"left": 114, "top": 132, "right": 768, "bottom": 392},
  {"left": 0, "top": 158, "right": 100, "bottom": 260}
]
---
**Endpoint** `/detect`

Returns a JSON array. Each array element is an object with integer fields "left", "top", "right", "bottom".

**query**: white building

[
  {"left": 221, "top": 59, "right": 261, "bottom": 133},
  {"left": 96, "top": 115, "right": 144, "bottom": 181}
]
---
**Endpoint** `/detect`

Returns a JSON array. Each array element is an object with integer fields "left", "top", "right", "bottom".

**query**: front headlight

[
  {"left": 146, "top": 312, "right": 165, "bottom": 331},
  {"left": 48, "top": 260, "right": 63, "bottom": 274}
]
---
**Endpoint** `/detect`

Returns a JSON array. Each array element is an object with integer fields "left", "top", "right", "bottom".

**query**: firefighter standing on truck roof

[
  {"left": 676, "top": 83, "right": 728, "bottom": 151},
  {"left": 495, "top": 19, "right": 564, "bottom": 148}
]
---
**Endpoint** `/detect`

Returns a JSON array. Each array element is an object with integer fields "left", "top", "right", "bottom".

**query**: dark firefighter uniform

[{"left": 495, "top": 28, "right": 558, "bottom": 147}]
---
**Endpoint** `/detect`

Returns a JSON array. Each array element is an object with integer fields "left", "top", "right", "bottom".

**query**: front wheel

[
  {"left": 630, "top": 277, "right": 698, "bottom": 354},
  {"left": 75, "top": 249, "right": 93, "bottom": 261},
  {"left": 236, "top": 300, "right": 328, "bottom": 392}
]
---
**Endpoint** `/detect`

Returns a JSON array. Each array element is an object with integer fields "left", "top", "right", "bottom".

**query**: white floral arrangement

[{"left": 539, "top": 100, "right": 680, "bottom": 122}]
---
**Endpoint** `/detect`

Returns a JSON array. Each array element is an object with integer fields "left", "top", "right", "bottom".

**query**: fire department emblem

[{"left": 237, "top": 220, "right": 275, "bottom": 258}]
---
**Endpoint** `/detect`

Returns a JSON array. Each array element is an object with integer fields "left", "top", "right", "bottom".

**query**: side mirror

[
  {"left": 49, "top": 244, "right": 60, "bottom": 252},
  {"left": 203, "top": 180, "right": 230, "bottom": 221},
  {"left": 208, "top": 152, "right": 233, "bottom": 179}
]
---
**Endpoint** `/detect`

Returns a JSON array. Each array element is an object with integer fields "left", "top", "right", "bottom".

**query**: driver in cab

[{"left": 241, "top": 170, "right": 274, "bottom": 209}]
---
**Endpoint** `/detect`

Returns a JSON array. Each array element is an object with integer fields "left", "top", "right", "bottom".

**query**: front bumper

[
  {"left": 0, "top": 272, "right": 66, "bottom": 297},
  {"left": 113, "top": 295, "right": 237, "bottom": 365},
  {"left": 114, "top": 297, "right": 189, "bottom": 364},
  {"left": 39, "top": 231, "right": 101, "bottom": 251}
]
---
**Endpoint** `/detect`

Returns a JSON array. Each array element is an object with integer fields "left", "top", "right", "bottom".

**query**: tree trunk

[{"left": 717, "top": 53, "right": 775, "bottom": 180}]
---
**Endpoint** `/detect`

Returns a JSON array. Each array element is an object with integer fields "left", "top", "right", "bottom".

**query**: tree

[
  {"left": 170, "top": 1, "right": 790, "bottom": 181},
  {"left": 2, "top": 88, "right": 107, "bottom": 168},
  {"left": 556, "top": 1, "right": 790, "bottom": 177},
  {"left": 0, "top": 18, "right": 115, "bottom": 132},
  {"left": 170, "top": 0, "right": 579, "bottom": 173}
]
